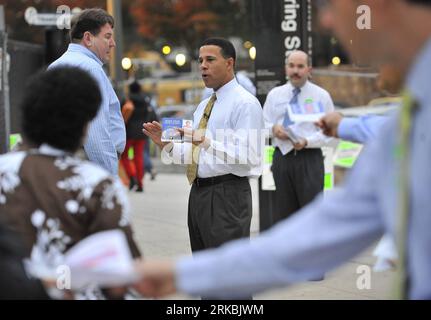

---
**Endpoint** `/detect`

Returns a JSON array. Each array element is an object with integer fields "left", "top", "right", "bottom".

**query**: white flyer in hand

[
  {"left": 26, "top": 230, "right": 139, "bottom": 290},
  {"left": 161, "top": 118, "right": 193, "bottom": 142},
  {"left": 287, "top": 99, "right": 326, "bottom": 122},
  {"left": 285, "top": 122, "right": 321, "bottom": 144},
  {"left": 285, "top": 126, "right": 302, "bottom": 144},
  {"left": 64, "top": 230, "right": 139, "bottom": 289}
]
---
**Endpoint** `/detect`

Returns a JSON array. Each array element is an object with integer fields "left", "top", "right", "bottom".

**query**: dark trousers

[
  {"left": 188, "top": 175, "right": 252, "bottom": 251},
  {"left": 271, "top": 147, "right": 324, "bottom": 224},
  {"left": 188, "top": 175, "right": 253, "bottom": 299},
  {"left": 143, "top": 141, "right": 153, "bottom": 173}
]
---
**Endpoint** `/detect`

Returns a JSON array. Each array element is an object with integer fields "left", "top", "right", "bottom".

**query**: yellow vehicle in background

[{"left": 140, "top": 75, "right": 205, "bottom": 107}]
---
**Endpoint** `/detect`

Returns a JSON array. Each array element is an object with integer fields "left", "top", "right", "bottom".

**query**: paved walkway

[{"left": 129, "top": 172, "right": 393, "bottom": 300}]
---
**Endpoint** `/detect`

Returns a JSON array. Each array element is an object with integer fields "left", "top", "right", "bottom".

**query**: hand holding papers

[
  {"left": 285, "top": 126, "right": 302, "bottom": 144},
  {"left": 282, "top": 110, "right": 306, "bottom": 144},
  {"left": 280, "top": 98, "right": 324, "bottom": 147},
  {"left": 25, "top": 230, "right": 139, "bottom": 290},
  {"left": 64, "top": 230, "right": 139, "bottom": 289},
  {"left": 284, "top": 122, "right": 322, "bottom": 149},
  {"left": 161, "top": 118, "right": 193, "bottom": 142}
]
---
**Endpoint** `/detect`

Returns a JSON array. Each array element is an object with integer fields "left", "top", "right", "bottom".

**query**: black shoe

[
  {"left": 136, "top": 186, "right": 143, "bottom": 192},
  {"left": 129, "top": 177, "right": 137, "bottom": 190},
  {"left": 309, "top": 275, "right": 325, "bottom": 281},
  {"left": 150, "top": 170, "right": 157, "bottom": 181}
]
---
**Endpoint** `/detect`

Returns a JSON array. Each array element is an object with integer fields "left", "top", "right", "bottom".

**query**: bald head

[
  {"left": 288, "top": 50, "right": 310, "bottom": 66},
  {"left": 286, "top": 50, "right": 311, "bottom": 88}
]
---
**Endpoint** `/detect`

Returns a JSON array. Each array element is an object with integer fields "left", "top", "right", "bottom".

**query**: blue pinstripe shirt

[{"left": 49, "top": 44, "right": 125, "bottom": 175}]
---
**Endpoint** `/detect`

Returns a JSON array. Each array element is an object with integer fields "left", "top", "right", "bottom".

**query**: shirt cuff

[{"left": 205, "top": 138, "right": 217, "bottom": 154}]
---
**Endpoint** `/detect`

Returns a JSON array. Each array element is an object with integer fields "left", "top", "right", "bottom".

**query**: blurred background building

[{"left": 0, "top": 0, "right": 393, "bottom": 150}]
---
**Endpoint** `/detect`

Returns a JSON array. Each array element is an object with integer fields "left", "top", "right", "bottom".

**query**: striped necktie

[
  {"left": 393, "top": 90, "right": 417, "bottom": 300},
  {"left": 186, "top": 93, "right": 217, "bottom": 185},
  {"left": 283, "top": 87, "right": 301, "bottom": 127}
]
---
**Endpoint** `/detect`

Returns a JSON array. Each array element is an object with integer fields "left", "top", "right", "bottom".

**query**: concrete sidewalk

[{"left": 129, "top": 173, "right": 393, "bottom": 300}]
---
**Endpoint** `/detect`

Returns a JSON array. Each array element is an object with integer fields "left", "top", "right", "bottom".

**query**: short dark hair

[
  {"left": 129, "top": 80, "right": 141, "bottom": 94},
  {"left": 70, "top": 8, "right": 114, "bottom": 42},
  {"left": 21, "top": 67, "right": 101, "bottom": 152},
  {"left": 200, "top": 37, "right": 236, "bottom": 65}
]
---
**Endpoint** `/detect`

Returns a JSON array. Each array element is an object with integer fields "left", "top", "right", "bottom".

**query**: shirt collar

[
  {"left": 67, "top": 43, "right": 103, "bottom": 66},
  {"left": 214, "top": 78, "right": 238, "bottom": 102},
  {"left": 287, "top": 80, "right": 309, "bottom": 93},
  {"left": 37, "top": 144, "right": 71, "bottom": 157},
  {"left": 405, "top": 37, "right": 431, "bottom": 107}
]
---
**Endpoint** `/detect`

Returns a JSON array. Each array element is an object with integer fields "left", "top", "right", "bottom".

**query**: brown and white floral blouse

[{"left": 0, "top": 144, "right": 141, "bottom": 299}]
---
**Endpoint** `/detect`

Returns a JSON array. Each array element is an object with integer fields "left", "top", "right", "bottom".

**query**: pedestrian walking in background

[{"left": 121, "top": 81, "right": 151, "bottom": 192}]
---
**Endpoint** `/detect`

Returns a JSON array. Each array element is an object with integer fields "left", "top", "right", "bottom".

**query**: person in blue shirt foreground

[
  {"left": 317, "top": 62, "right": 405, "bottom": 272},
  {"left": 318, "top": 112, "right": 398, "bottom": 271},
  {"left": 133, "top": 0, "right": 431, "bottom": 299}
]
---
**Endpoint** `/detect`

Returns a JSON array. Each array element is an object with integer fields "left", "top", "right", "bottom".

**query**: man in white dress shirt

[
  {"left": 263, "top": 50, "right": 334, "bottom": 224},
  {"left": 143, "top": 38, "right": 264, "bottom": 257}
]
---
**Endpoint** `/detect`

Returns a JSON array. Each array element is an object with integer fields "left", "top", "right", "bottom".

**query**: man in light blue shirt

[
  {"left": 134, "top": 0, "right": 431, "bottom": 300},
  {"left": 318, "top": 112, "right": 399, "bottom": 272},
  {"left": 49, "top": 8, "right": 125, "bottom": 175}
]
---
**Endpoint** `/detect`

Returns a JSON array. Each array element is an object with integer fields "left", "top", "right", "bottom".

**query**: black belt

[
  {"left": 193, "top": 174, "right": 245, "bottom": 187},
  {"left": 275, "top": 147, "right": 319, "bottom": 155}
]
